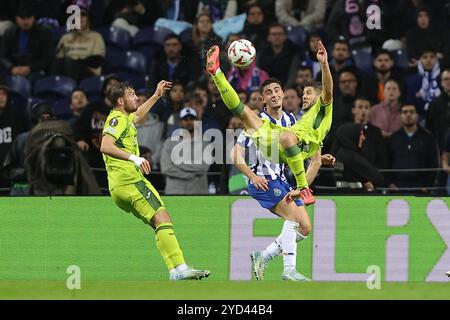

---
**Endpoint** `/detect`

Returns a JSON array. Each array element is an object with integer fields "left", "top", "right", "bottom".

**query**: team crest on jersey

[
  {"left": 109, "top": 118, "right": 119, "bottom": 127},
  {"left": 273, "top": 188, "right": 282, "bottom": 197}
]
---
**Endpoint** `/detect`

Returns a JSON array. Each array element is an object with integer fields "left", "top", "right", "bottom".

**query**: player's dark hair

[
  {"left": 109, "top": 82, "right": 134, "bottom": 106},
  {"left": 302, "top": 81, "right": 322, "bottom": 94},
  {"left": 260, "top": 78, "right": 283, "bottom": 94}
]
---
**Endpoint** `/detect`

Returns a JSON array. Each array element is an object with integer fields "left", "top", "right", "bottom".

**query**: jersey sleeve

[
  {"left": 237, "top": 132, "right": 252, "bottom": 148},
  {"left": 102, "top": 116, "right": 127, "bottom": 141}
]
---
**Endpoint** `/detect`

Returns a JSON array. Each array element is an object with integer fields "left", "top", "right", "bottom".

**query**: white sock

[
  {"left": 175, "top": 264, "right": 188, "bottom": 273},
  {"left": 280, "top": 220, "right": 299, "bottom": 273},
  {"left": 261, "top": 236, "right": 282, "bottom": 261}
]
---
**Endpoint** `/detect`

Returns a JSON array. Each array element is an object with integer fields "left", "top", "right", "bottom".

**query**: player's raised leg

[{"left": 206, "top": 45, "right": 263, "bottom": 133}]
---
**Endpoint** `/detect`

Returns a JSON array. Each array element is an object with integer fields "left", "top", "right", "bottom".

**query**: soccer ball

[{"left": 227, "top": 39, "right": 256, "bottom": 68}]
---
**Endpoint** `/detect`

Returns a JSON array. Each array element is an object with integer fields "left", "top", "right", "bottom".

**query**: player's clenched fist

[{"left": 154, "top": 80, "right": 172, "bottom": 98}]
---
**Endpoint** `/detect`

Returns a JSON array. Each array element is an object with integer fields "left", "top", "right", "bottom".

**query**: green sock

[
  {"left": 155, "top": 223, "right": 185, "bottom": 270},
  {"left": 283, "top": 145, "right": 308, "bottom": 189},
  {"left": 212, "top": 70, "right": 244, "bottom": 116}
]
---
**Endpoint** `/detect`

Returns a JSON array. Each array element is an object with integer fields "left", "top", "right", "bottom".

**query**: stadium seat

[
  {"left": 98, "top": 26, "right": 131, "bottom": 51},
  {"left": 6, "top": 76, "right": 31, "bottom": 111},
  {"left": 79, "top": 76, "right": 105, "bottom": 102},
  {"left": 115, "top": 72, "right": 149, "bottom": 90},
  {"left": 7, "top": 76, "right": 31, "bottom": 100},
  {"left": 151, "top": 26, "right": 173, "bottom": 46},
  {"left": 352, "top": 47, "right": 373, "bottom": 74},
  {"left": 394, "top": 50, "right": 409, "bottom": 70},
  {"left": 34, "top": 76, "right": 77, "bottom": 104},
  {"left": 286, "top": 26, "right": 308, "bottom": 50},
  {"left": 50, "top": 26, "right": 67, "bottom": 45},
  {"left": 179, "top": 27, "right": 193, "bottom": 44},
  {"left": 108, "top": 51, "right": 147, "bottom": 76},
  {"left": 52, "top": 97, "right": 72, "bottom": 120},
  {"left": 132, "top": 27, "right": 163, "bottom": 61}
]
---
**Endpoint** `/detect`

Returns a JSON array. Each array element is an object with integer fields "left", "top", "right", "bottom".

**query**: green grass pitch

[{"left": 1, "top": 281, "right": 449, "bottom": 300}]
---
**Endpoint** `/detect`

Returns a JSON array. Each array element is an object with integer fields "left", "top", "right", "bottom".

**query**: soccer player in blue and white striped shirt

[{"left": 230, "top": 80, "right": 335, "bottom": 281}]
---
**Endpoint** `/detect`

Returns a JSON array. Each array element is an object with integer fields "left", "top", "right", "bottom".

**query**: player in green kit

[
  {"left": 100, "top": 81, "right": 210, "bottom": 280},
  {"left": 207, "top": 40, "right": 333, "bottom": 205}
]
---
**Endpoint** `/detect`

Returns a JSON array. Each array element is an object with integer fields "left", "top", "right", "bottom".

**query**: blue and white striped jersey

[{"left": 237, "top": 108, "right": 297, "bottom": 180}]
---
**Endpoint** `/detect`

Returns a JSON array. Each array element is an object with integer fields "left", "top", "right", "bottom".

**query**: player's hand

[
  {"left": 154, "top": 80, "right": 172, "bottom": 98},
  {"left": 283, "top": 189, "right": 301, "bottom": 206},
  {"left": 316, "top": 41, "right": 328, "bottom": 64},
  {"left": 139, "top": 160, "right": 152, "bottom": 175},
  {"left": 129, "top": 154, "right": 151, "bottom": 174},
  {"left": 250, "top": 176, "right": 269, "bottom": 191},
  {"left": 321, "top": 154, "right": 335, "bottom": 166}
]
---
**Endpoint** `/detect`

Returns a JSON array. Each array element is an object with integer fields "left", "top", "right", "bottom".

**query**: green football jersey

[{"left": 102, "top": 109, "right": 144, "bottom": 190}]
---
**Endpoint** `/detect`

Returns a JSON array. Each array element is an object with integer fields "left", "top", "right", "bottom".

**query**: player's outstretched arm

[
  {"left": 317, "top": 41, "right": 333, "bottom": 105},
  {"left": 133, "top": 80, "right": 172, "bottom": 124},
  {"left": 100, "top": 135, "right": 151, "bottom": 174},
  {"left": 230, "top": 144, "right": 269, "bottom": 191}
]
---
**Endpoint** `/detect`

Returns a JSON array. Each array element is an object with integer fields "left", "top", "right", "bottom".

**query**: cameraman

[{"left": 331, "top": 97, "right": 388, "bottom": 191}]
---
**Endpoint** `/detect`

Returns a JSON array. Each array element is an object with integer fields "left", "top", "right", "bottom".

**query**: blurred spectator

[
  {"left": 300, "top": 31, "right": 323, "bottom": 79},
  {"left": 331, "top": 97, "right": 387, "bottom": 191},
  {"left": 205, "top": 75, "right": 230, "bottom": 131},
  {"left": 405, "top": 5, "right": 445, "bottom": 63},
  {"left": 441, "top": 132, "right": 450, "bottom": 194},
  {"left": 370, "top": 79, "right": 403, "bottom": 138},
  {"left": 283, "top": 86, "right": 303, "bottom": 120},
  {"left": 361, "top": 49, "right": 406, "bottom": 105},
  {"left": 325, "top": 0, "right": 388, "bottom": 50},
  {"left": 388, "top": 104, "right": 439, "bottom": 192},
  {"left": 237, "top": 89, "right": 248, "bottom": 104},
  {"left": 150, "top": 33, "right": 200, "bottom": 88},
  {"left": 286, "top": 65, "right": 314, "bottom": 93},
  {"left": 226, "top": 116, "right": 247, "bottom": 195},
  {"left": 275, "top": 0, "right": 326, "bottom": 31},
  {"left": 160, "top": 107, "right": 211, "bottom": 194},
  {"left": 2, "top": 102, "right": 55, "bottom": 195},
  {"left": 315, "top": 38, "right": 354, "bottom": 96},
  {"left": 227, "top": 60, "right": 269, "bottom": 94},
  {"left": 158, "top": 0, "right": 200, "bottom": 23},
  {"left": 406, "top": 49, "right": 441, "bottom": 117},
  {"left": 111, "top": 0, "right": 146, "bottom": 36},
  {"left": 197, "top": 0, "right": 229, "bottom": 22},
  {"left": 192, "top": 85, "right": 220, "bottom": 133},
  {"left": 247, "top": 90, "right": 264, "bottom": 114},
  {"left": 135, "top": 90, "right": 165, "bottom": 170},
  {"left": 52, "top": 6, "right": 105, "bottom": 82},
  {"left": 257, "top": 23, "right": 297, "bottom": 85},
  {"left": 0, "top": 83, "right": 28, "bottom": 176},
  {"left": 191, "top": 12, "right": 221, "bottom": 65},
  {"left": 426, "top": 68, "right": 450, "bottom": 152},
  {"left": 242, "top": 4, "right": 269, "bottom": 51},
  {"left": 0, "top": 1, "right": 17, "bottom": 36},
  {"left": 67, "top": 89, "right": 88, "bottom": 133},
  {"left": 153, "top": 81, "right": 185, "bottom": 123},
  {"left": 74, "top": 75, "right": 121, "bottom": 169},
  {"left": 224, "top": 0, "right": 277, "bottom": 24},
  {"left": 1, "top": 2, "right": 53, "bottom": 80}
]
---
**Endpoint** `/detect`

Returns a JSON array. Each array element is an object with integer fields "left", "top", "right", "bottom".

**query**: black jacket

[
  {"left": 0, "top": 105, "right": 29, "bottom": 168},
  {"left": 332, "top": 122, "right": 388, "bottom": 169},
  {"left": 150, "top": 52, "right": 201, "bottom": 88},
  {"left": 1, "top": 24, "right": 54, "bottom": 72},
  {"left": 425, "top": 92, "right": 450, "bottom": 152},
  {"left": 257, "top": 41, "right": 298, "bottom": 85},
  {"left": 388, "top": 126, "right": 439, "bottom": 188}
]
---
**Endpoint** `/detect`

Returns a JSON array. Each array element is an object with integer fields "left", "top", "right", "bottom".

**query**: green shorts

[{"left": 110, "top": 179, "right": 166, "bottom": 224}]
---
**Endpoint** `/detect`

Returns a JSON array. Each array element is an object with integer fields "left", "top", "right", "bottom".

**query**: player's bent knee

[
  {"left": 279, "top": 131, "right": 297, "bottom": 148},
  {"left": 300, "top": 223, "right": 312, "bottom": 236},
  {"left": 151, "top": 209, "right": 172, "bottom": 228}
]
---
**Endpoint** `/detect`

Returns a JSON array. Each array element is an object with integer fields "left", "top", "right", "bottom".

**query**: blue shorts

[{"left": 248, "top": 178, "right": 304, "bottom": 210}]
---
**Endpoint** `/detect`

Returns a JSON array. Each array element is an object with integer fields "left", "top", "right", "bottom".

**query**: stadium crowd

[{"left": 0, "top": 0, "right": 449, "bottom": 196}]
